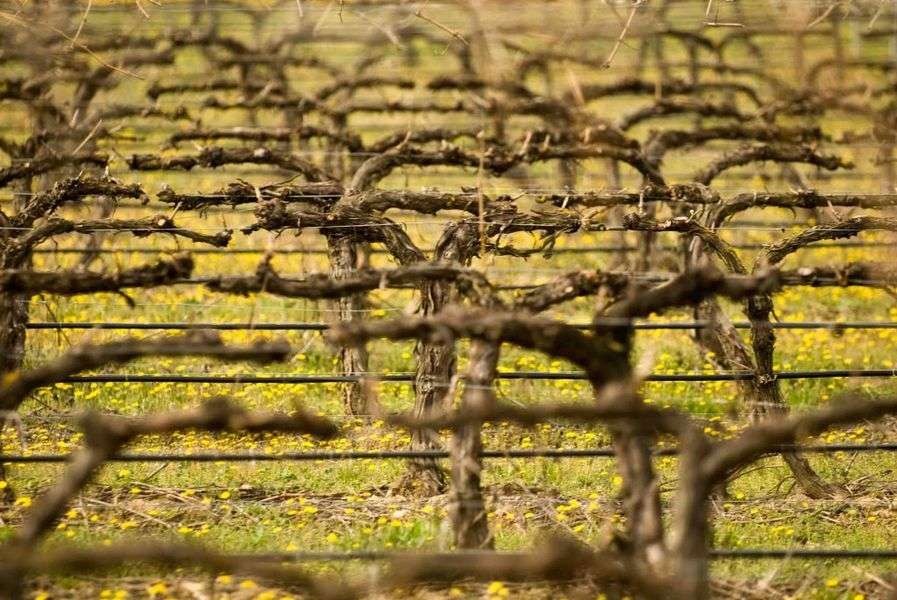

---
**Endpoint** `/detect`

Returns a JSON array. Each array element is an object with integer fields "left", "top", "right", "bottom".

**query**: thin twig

[
  {"left": 415, "top": 8, "right": 469, "bottom": 46},
  {"left": 806, "top": 1, "right": 840, "bottom": 30},
  {"left": 867, "top": 0, "right": 887, "bottom": 30},
  {"left": 135, "top": 0, "right": 150, "bottom": 19},
  {"left": 70, "top": 0, "right": 92, "bottom": 48},
  {"left": 70, "top": 120, "right": 103, "bottom": 156},
  {"left": 0, "top": 11, "right": 142, "bottom": 80},
  {"left": 350, "top": 8, "right": 402, "bottom": 47},
  {"left": 603, "top": 1, "right": 641, "bottom": 68},
  {"left": 703, "top": 21, "right": 744, "bottom": 27}
]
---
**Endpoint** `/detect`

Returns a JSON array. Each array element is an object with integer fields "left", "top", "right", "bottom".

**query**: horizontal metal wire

[
  {"left": 26, "top": 299, "right": 402, "bottom": 312},
  {"left": 2, "top": 223, "right": 884, "bottom": 233},
  {"left": 27, "top": 321, "right": 329, "bottom": 331},
  {"left": 26, "top": 240, "right": 897, "bottom": 255},
  {"left": 709, "top": 549, "right": 897, "bottom": 559},
  {"left": 0, "top": 449, "right": 620, "bottom": 463},
  {"left": 56, "top": 369, "right": 897, "bottom": 384},
  {"left": 2, "top": 444, "right": 896, "bottom": 464},
  {"left": 216, "top": 548, "right": 897, "bottom": 563},
  {"left": 23, "top": 320, "right": 897, "bottom": 331},
  {"left": 25, "top": 1, "right": 885, "bottom": 12},
  {"left": 23, "top": 275, "right": 897, "bottom": 291}
]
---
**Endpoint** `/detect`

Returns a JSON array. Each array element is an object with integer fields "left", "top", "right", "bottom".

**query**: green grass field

[{"left": 3, "top": 1, "right": 897, "bottom": 598}]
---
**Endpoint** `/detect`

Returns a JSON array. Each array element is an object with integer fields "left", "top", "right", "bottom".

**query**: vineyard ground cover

[
  {"left": 10, "top": 240, "right": 897, "bottom": 598},
  {"left": 4, "top": 1, "right": 897, "bottom": 598}
]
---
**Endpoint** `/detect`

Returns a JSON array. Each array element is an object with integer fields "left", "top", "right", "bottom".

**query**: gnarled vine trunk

[
  {"left": 404, "top": 223, "right": 481, "bottom": 494},
  {"left": 0, "top": 291, "right": 27, "bottom": 375},
  {"left": 327, "top": 236, "right": 370, "bottom": 416},
  {"left": 689, "top": 224, "right": 835, "bottom": 499},
  {"left": 0, "top": 282, "right": 27, "bottom": 502},
  {"left": 406, "top": 296, "right": 454, "bottom": 494},
  {"left": 595, "top": 320, "right": 664, "bottom": 566},
  {"left": 693, "top": 297, "right": 835, "bottom": 498},
  {"left": 745, "top": 294, "right": 836, "bottom": 498},
  {"left": 449, "top": 340, "right": 498, "bottom": 548}
]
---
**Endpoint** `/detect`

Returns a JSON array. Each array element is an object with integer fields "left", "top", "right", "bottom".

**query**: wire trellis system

[
  {"left": 23, "top": 320, "right": 897, "bottom": 332},
  {"left": 216, "top": 548, "right": 897, "bottom": 562},
  {"left": 25, "top": 276, "right": 897, "bottom": 291},
  {"left": 26, "top": 240, "right": 897, "bottom": 255},
  {"left": 57, "top": 369, "right": 897, "bottom": 384},
  {"left": 3, "top": 223, "right": 894, "bottom": 233},
  {"left": 4, "top": 443, "right": 897, "bottom": 464}
]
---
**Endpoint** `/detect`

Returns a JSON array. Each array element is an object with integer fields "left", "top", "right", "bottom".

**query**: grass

[
  {"left": 8, "top": 246, "right": 897, "bottom": 598},
  {"left": 3, "top": 0, "right": 897, "bottom": 598}
]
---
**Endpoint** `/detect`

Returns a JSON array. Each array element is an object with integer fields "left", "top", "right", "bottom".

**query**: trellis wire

[
  {"left": 26, "top": 299, "right": 405, "bottom": 312},
  {"left": 0, "top": 219, "right": 892, "bottom": 235},
  {"left": 3, "top": 443, "right": 897, "bottom": 463},
  {"left": 25, "top": 240, "right": 897, "bottom": 254},
  {"left": 2, "top": 223, "right": 890, "bottom": 233},
  {"left": 224, "top": 548, "right": 897, "bottom": 562},
  {"left": 18, "top": 276, "right": 897, "bottom": 292},
  {"left": 23, "top": 320, "right": 897, "bottom": 331},
  {"left": 56, "top": 369, "right": 897, "bottom": 384}
]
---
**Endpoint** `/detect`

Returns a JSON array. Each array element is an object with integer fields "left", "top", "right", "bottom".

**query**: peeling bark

[
  {"left": 450, "top": 340, "right": 498, "bottom": 549},
  {"left": 628, "top": 213, "right": 837, "bottom": 497},
  {"left": 693, "top": 143, "right": 851, "bottom": 185},
  {"left": 744, "top": 294, "right": 836, "bottom": 498},
  {"left": 0, "top": 289, "right": 27, "bottom": 375},
  {"left": 326, "top": 237, "right": 370, "bottom": 416},
  {"left": 404, "top": 222, "right": 481, "bottom": 495}
]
